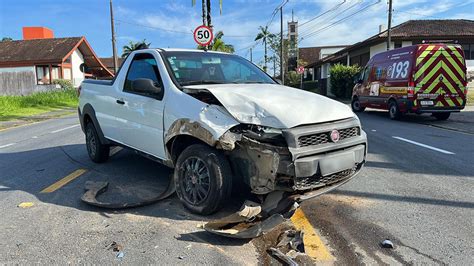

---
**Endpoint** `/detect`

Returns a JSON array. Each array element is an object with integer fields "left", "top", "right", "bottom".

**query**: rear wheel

[
  {"left": 351, "top": 97, "right": 365, "bottom": 112},
  {"left": 433, "top": 112, "right": 451, "bottom": 120},
  {"left": 85, "top": 122, "right": 110, "bottom": 163},
  {"left": 174, "top": 144, "right": 232, "bottom": 215},
  {"left": 389, "top": 100, "right": 402, "bottom": 120}
]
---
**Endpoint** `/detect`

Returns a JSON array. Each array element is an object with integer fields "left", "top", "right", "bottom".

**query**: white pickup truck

[{"left": 78, "top": 48, "right": 367, "bottom": 215}]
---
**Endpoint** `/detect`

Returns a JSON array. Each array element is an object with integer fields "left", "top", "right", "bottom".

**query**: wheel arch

[{"left": 81, "top": 104, "right": 110, "bottom": 145}]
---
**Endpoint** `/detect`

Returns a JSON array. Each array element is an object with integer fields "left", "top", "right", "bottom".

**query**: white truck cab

[{"left": 78, "top": 48, "right": 367, "bottom": 215}]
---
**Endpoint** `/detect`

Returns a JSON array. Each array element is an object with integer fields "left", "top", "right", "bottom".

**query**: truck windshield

[{"left": 163, "top": 51, "right": 276, "bottom": 86}]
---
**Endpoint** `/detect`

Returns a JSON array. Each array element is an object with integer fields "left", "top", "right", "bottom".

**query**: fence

[{"left": 0, "top": 71, "right": 57, "bottom": 95}]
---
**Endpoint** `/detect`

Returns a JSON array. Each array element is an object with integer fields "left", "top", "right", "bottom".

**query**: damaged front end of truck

[{"left": 176, "top": 86, "right": 367, "bottom": 238}]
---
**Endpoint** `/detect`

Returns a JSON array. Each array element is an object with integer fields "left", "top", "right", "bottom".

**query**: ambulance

[{"left": 351, "top": 43, "right": 468, "bottom": 120}]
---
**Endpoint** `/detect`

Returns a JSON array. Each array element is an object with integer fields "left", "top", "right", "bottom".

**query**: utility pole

[
  {"left": 109, "top": 0, "right": 118, "bottom": 74},
  {"left": 386, "top": 0, "right": 392, "bottom": 51},
  {"left": 280, "top": 6, "right": 284, "bottom": 84},
  {"left": 250, "top": 48, "right": 253, "bottom": 62}
]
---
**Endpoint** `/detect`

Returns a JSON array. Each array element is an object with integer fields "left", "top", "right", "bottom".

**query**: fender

[
  {"left": 165, "top": 118, "right": 217, "bottom": 148},
  {"left": 80, "top": 104, "right": 110, "bottom": 145}
]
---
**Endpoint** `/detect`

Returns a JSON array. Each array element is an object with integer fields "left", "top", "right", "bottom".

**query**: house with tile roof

[
  {"left": 305, "top": 19, "right": 474, "bottom": 95},
  {"left": 0, "top": 27, "right": 113, "bottom": 95}
]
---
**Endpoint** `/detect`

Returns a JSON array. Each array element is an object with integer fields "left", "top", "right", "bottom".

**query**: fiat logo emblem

[{"left": 330, "top": 130, "right": 340, "bottom": 142}]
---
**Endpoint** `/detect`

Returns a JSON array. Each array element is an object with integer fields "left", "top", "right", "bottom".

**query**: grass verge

[
  {"left": 0, "top": 89, "right": 78, "bottom": 121},
  {"left": 467, "top": 91, "right": 474, "bottom": 106}
]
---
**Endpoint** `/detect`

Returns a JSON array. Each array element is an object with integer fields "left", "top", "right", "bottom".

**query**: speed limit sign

[{"left": 193, "top": 25, "right": 213, "bottom": 46}]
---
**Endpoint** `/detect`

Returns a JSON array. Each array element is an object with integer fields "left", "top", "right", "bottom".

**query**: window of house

[
  {"left": 63, "top": 68, "right": 72, "bottom": 80},
  {"left": 461, "top": 44, "right": 474, "bottom": 60},
  {"left": 51, "top": 66, "right": 60, "bottom": 80},
  {"left": 124, "top": 53, "right": 162, "bottom": 95},
  {"left": 36, "top": 65, "right": 50, "bottom": 85},
  {"left": 394, "top": 42, "right": 402, "bottom": 48}
]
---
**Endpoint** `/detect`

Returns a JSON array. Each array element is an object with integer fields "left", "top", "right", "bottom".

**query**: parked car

[
  {"left": 78, "top": 49, "right": 367, "bottom": 215},
  {"left": 351, "top": 43, "right": 468, "bottom": 120}
]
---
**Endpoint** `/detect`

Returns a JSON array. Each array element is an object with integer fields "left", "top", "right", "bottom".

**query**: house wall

[
  {"left": 71, "top": 49, "right": 85, "bottom": 87},
  {"left": 0, "top": 66, "right": 56, "bottom": 95},
  {"left": 320, "top": 47, "right": 346, "bottom": 59}
]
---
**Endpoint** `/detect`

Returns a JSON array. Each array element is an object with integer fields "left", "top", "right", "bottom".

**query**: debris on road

[
  {"left": 108, "top": 241, "right": 123, "bottom": 252},
  {"left": 116, "top": 252, "right": 124, "bottom": 260},
  {"left": 18, "top": 202, "right": 34, "bottom": 208},
  {"left": 381, "top": 239, "right": 394, "bottom": 248},
  {"left": 81, "top": 175, "right": 175, "bottom": 209},
  {"left": 202, "top": 191, "right": 299, "bottom": 239},
  {"left": 268, "top": 247, "right": 298, "bottom": 266}
]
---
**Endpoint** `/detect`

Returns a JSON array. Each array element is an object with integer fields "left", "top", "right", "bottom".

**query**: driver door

[{"left": 114, "top": 53, "right": 166, "bottom": 159}]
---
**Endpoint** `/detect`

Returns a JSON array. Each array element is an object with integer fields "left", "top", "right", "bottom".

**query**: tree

[
  {"left": 192, "top": 0, "right": 223, "bottom": 26},
  {"left": 1, "top": 37, "right": 13, "bottom": 42},
  {"left": 268, "top": 33, "right": 289, "bottom": 78},
  {"left": 255, "top": 26, "right": 275, "bottom": 73},
  {"left": 197, "top": 31, "right": 234, "bottom": 53},
  {"left": 121, "top": 39, "right": 151, "bottom": 58}
]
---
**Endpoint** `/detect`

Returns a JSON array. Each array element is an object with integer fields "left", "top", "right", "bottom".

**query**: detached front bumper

[{"left": 228, "top": 117, "right": 367, "bottom": 195}]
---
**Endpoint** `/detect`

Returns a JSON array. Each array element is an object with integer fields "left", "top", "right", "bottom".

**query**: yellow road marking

[
  {"left": 18, "top": 202, "right": 35, "bottom": 208},
  {"left": 40, "top": 169, "right": 87, "bottom": 193},
  {"left": 291, "top": 208, "right": 334, "bottom": 262}
]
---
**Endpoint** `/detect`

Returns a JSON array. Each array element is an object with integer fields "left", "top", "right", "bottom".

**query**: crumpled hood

[{"left": 185, "top": 84, "right": 355, "bottom": 128}]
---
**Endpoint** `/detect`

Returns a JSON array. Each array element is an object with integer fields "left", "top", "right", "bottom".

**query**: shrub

[
  {"left": 329, "top": 63, "right": 361, "bottom": 99},
  {"left": 53, "top": 79, "right": 74, "bottom": 91}
]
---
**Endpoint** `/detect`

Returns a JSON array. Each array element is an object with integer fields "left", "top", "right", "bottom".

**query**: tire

[
  {"left": 174, "top": 144, "right": 232, "bottom": 215},
  {"left": 433, "top": 112, "right": 451, "bottom": 120},
  {"left": 351, "top": 97, "right": 365, "bottom": 112},
  {"left": 388, "top": 100, "right": 402, "bottom": 120},
  {"left": 85, "top": 122, "right": 110, "bottom": 163}
]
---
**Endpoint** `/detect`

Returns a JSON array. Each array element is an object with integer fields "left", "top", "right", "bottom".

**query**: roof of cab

[{"left": 157, "top": 48, "right": 229, "bottom": 54}]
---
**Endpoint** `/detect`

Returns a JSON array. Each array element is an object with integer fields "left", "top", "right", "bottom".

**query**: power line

[
  {"left": 299, "top": 0, "right": 381, "bottom": 40},
  {"left": 298, "top": 0, "right": 362, "bottom": 37}
]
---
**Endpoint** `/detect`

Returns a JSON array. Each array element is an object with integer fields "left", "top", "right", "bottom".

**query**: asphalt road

[{"left": 1, "top": 110, "right": 473, "bottom": 264}]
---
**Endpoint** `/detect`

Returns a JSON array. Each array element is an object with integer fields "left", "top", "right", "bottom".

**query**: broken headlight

[{"left": 238, "top": 125, "right": 286, "bottom": 145}]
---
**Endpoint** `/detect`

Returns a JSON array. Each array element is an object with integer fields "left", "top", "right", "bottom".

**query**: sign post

[
  {"left": 297, "top": 66, "right": 305, "bottom": 89},
  {"left": 193, "top": 25, "right": 213, "bottom": 48}
]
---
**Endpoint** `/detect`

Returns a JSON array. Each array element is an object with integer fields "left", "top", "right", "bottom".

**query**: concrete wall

[
  {"left": 0, "top": 67, "right": 56, "bottom": 95},
  {"left": 71, "top": 49, "right": 84, "bottom": 87}
]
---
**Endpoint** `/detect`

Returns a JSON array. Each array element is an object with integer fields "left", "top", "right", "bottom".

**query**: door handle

[{"left": 116, "top": 99, "right": 125, "bottom": 105}]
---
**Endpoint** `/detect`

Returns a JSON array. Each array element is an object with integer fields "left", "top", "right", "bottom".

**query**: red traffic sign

[
  {"left": 297, "top": 66, "right": 305, "bottom": 74},
  {"left": 193, "top": 25, "right": 213, "bottom": 46}
]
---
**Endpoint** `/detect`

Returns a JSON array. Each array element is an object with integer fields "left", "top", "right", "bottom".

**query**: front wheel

[
  {"left": 174, "top": 144, "right": 232, "bottom": 215},
  {"left": 389, "top": 101, "right": 402, "bottom": 120},
  {"left": 351, "top": 97, "right": 365, "bottom": 112},
  {"left": 433, "top": 112, "right": 451, "bottom": 120}
]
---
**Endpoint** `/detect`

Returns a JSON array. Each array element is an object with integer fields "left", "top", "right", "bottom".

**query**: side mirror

[{"left": 132, "top": 78, "right": 162, "bottom": 96}]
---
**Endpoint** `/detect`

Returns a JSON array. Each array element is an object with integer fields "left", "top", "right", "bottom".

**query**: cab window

[
  {"left": 362, "top": 66, "right": 370, "bottom": 82},
  {"left": 124, "top": 53, "right": 162, "bottom": 94}
]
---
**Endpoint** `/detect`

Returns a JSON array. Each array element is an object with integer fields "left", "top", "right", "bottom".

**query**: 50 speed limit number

[{"left": 193, "top": 25, "right": 213, "bottom": 46}]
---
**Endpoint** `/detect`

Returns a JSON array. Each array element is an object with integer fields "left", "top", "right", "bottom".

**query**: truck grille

[
  {"left": 294, "top": 165, "right": 357, "bottom": 190},
  {"left": 297, "top": 127, "right": 359, "bottom": 147}
]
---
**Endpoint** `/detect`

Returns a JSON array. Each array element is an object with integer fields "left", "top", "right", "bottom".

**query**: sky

[{"left": 1, "top": 0, "right": 473, "bottom": 66}]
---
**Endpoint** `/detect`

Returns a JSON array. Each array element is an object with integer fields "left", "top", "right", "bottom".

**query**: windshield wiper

[{"left": 180, "top": 80, "right": 227, "bottom": 85}]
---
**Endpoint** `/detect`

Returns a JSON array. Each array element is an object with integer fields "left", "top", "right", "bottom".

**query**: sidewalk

[
  {"left": 422, "top": 105, "right": 474, "bottom": 134},
  {"left": 0, "top": 108, "right": 76, "bottom": 131}
]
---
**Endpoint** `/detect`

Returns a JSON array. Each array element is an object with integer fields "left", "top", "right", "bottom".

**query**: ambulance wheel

[
  {"left": 389, "top": 100, "right": 402, "bottom": 120},
  {"left": 433, "top": 112, "right": 450, "bottom": 120},
  {"left": 351, "top": 97, "right": 365, "bottom": 112}
]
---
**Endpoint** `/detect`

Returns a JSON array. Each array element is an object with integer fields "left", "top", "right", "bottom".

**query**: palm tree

[
  {"left": 121, "top": 39, "right": 151, "bottom": 58},
  {"left": 255, "top": 26, "right": 275, "bottom": 72},
  {"left": 198, "top": 31, "right": 234, "bottom": 53},
  {"left": 192, "top": 0, "right": 223, "bottom": 26}
]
